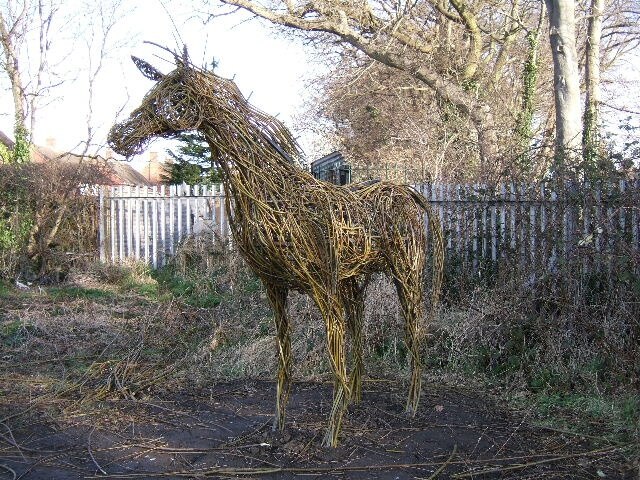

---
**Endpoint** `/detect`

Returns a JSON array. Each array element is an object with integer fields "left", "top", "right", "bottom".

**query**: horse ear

[
  {"left": 174, "top": 45, "right": 190, "bottom": 68},
  {"left": 132, "top": 56, "right": 164, "bottom": 81},
  {"left": 182, "top": 45, "right": 189, "bottom": 65}
]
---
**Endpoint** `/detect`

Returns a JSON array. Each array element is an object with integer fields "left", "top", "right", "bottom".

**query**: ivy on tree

[{"left": 162, "top": 132, "right": 221, "bottom": 185}]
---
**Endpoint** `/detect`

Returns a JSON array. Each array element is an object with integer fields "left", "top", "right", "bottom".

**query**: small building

[{"left": 310, "top": 151, "right": 351, "bottom": 185}]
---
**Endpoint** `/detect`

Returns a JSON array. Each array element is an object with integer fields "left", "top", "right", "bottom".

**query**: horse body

[{"left": 108, "top": 55, "right": 444, "bottom": 447}]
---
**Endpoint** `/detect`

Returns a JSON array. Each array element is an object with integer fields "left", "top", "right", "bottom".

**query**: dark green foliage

[
  {"left": 12, "top": 124, "right": 31, "bottom": 164},
  {"left": 0, "top": 163, "right": 35, "bottom": 278},
  {"left": 154, "top": 267, "right": 223, "bottom": 308},
  {"left": 151, "top": 236, "right": 228, "bottom": 308},
  {"left": 163, "top": 132, "right": 221, "bottom": 185},
  {"left": 0, "top": 161, "right": 104, "bottom": 280}
]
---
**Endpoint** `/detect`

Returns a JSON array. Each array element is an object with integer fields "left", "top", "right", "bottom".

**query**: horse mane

[{"left": 200, "top": 69, "right": 302, "bottom": 165}]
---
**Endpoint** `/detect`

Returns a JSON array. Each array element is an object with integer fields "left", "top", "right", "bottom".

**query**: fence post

[
  {"left": 169, "top": 184, "right": 175, "bottom": 256},
  {"left": 499, "top": 184, "right": 506, "bottom": 261},
  {"left": 471, "top": 184, "right": 478, "bottom": 272},
  {"left": 177, "top": 183, "right": 184, "bottom": 242},
  {"left": 632, "top": 180, "right": 639, "bottom": 259},
  {"left": 582, "top": 181, "right": 591, "bottom": 274},
  {"left": 134, "top": 185, "right": 141, "bottom": 261},
  {"left": 481, "top": 185, "right": 488, "bottom": 261},
  {"left": 220, "top": 183, "right": 227, "bottom": 238},
  {"left": 186, "top": 183, "right": 192, "bottom": 234},
  {"left": 445, "top": 183, "right": 452, "bottom": 251},
  {"left": 99, "top": 186, "right": 105, "bottom": 262},
  {"left": 491, "top": 186, "right": 497, "bottom": 262},
  {"left": 619, "top": 179, "right": 626, "bottom": 240},
  {"left": 117, "top": 186, "right": 124, "bottom": 262},
  {"left": 126, "top": 185, "right": 133, "bottom": 258},
  {"left": 210, "top": 183, "right": 218, "bottom": 241},
  {"left": 110, "top": 186, "right": 116, "bottom": 263},
  {"left": 529, "top": 183, "right": 536, "bottom": 266},
  {"left": 152, "top": 185, "right": 158, "bottom": 269},
  {"left": 144, "top": 186, "right": 150, "bottom": 264},
  {"left": 540, "top": 183, "right": 547, "bottom": 270},
  {"left": 160, "top": 184, "right": 166, "bottom": 267}
]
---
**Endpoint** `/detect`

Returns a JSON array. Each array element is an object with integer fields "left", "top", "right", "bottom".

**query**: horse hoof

[
  {"left": 322, "top": 432, "right": 338, "bottom": 448},
  {"left": 405, "top": 406, "right": 417, "bottom": 418}
]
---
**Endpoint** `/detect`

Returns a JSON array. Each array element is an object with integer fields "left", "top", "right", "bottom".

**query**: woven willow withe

[{"left": 108, "top": 51, "right": 444, "bottom": 447}]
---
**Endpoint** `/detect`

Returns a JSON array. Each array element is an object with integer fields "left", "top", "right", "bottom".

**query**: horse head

[
  {"left": 108, "top": 47, "right": 301, "bottom": 165},
  {"left": 108, "top": 54, "right": 205, "bottom": 158}
]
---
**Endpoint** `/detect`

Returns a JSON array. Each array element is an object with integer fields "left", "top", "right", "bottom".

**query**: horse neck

[{"left": 200, "top": 126, "right": 301, "bottom": 202}]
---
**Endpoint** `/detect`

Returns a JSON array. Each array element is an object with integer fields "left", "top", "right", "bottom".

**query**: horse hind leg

[
  {"left": 265, "top": 283, "right": 292, "bottom": 431},
  {"left": 391, "top": 257, "right": 426, "bottom": 416}
]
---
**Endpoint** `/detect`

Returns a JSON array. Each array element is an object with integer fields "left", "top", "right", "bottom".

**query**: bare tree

[
  {"left": 212, "top": 0, "right": 506, "bottom": 173},
  {"left": 0, "top": 0, "right": 60, "bottom": 150},
  {"left": 79, "top": 0, "right": 129, "bottom": 155},
  {"left": 217, "top": 0, "right": 640, "bottom": 181}
]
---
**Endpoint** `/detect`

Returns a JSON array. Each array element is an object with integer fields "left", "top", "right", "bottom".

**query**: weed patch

[
  {"left": 525, "top": 392, "right": 640, "bottom": 444},
  {"left": 0, "top": 280, "right": 13, "bottom": 298},
  {"left": 47, "top": 286, "right": 115, "bottom": 302},
  {"left": 154, "top": 269, "right": 223, "bottom": 308},
  {"left": 1, "top": 319, "right": 38, "bottom": 347}
]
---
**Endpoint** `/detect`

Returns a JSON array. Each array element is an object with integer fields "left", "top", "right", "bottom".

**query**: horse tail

[{"left": 408, "top": 187, "right": 445, "bottom": 316}]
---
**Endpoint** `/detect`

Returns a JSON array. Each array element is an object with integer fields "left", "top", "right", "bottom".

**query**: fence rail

[{"left": 99, "top": 180, "right": 640, "bottom": 273}]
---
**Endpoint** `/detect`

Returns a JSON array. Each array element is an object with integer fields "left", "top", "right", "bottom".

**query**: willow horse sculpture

[{"left": 108, "top": 53, "right": 444, "bottom": 447}]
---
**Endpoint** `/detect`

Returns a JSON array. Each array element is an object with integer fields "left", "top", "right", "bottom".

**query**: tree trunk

[
  {"left": 544, "top": 0, "right": 582, "bottom": 175},
  {"left": 583, "top": 0, "right": 605, "bottom": 172},
  {"left": 1, "top": 6, "right": 31, "bottom": 163},
  {"left": 515, "top": 2, "right": 545, "bottom": 173},
  {"left": 0, "top": 9, "right": 27, "bottom": 130}
]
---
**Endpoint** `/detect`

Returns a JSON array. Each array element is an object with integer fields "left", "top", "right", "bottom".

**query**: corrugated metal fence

[{"left": 99, "top": 180, "right": 640, "bottom": 273}]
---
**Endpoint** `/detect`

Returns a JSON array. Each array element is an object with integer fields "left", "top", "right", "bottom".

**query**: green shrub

[
  {"left": 47, "top": 286, "right": 115, "bottom": 301},
  {"left": 0, "top": 162, "right": 108, "bottom": 281}
]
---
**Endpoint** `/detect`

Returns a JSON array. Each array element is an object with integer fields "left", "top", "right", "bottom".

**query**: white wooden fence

[
  {"left": 99, "top": 180, "right": 640, "bottom": 274},
  {"left": 99, "top": 184, "right": 229, "bottom": 268}
]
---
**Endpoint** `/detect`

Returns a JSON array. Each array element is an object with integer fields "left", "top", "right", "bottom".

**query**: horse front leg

[
  {"left": 314, "top": 292, "right": 350, "bottom": 447},
  {"left": 265, "top": 283, "right": 291, "bottom": 431},
  {"left": 344, "top": 278, "right": 366, "bottom": 404}
]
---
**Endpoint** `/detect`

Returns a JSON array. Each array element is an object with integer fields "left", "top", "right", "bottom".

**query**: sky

[
  {"left": 0, "top": 0, "right": 323, "bottom": 167},
  {"left": 2, "top": 1, "right": 639, "bottom": 169}
]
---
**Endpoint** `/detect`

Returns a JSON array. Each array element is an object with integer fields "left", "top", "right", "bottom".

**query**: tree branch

[{"left": 218, "top": 0, "right": 497, "bottom": 165}]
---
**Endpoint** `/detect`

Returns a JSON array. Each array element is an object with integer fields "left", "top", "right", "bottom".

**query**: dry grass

[{"left": 1, "top": 235, "right": 637, "bottom": 458}]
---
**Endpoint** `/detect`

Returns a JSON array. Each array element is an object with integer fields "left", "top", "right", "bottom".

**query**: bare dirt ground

[
  {"left": 2, "top": 379, "right": 634, "bottom": 479},
  {"left": 0, "top": 282, "right": 636, "bottom": 479}
]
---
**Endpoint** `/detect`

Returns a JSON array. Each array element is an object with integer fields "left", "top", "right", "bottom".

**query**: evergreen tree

[{"left": 162, "top": 132, "right": 221, "bottom": 185}]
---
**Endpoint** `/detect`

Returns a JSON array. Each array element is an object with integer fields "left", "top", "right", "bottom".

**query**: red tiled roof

[{"left": 0, "top": 129, "right": 153, "bottom": 186}]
